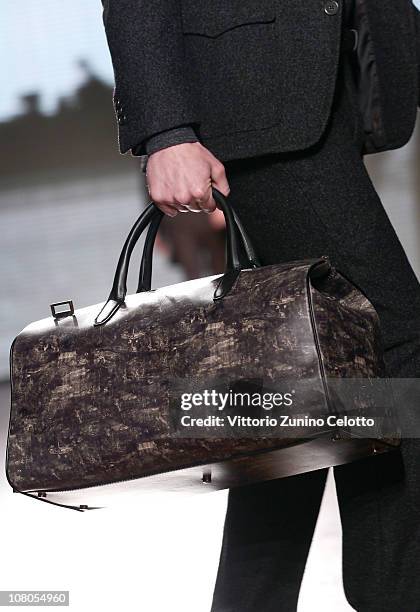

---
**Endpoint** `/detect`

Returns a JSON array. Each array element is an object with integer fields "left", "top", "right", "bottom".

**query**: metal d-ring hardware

[{"left": 50, "top": 300, "right": 75, "bottom": 320}]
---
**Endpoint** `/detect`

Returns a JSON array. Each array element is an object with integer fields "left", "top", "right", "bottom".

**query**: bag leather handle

[
  {"left": 136, "top": 195, "right": 261, "bottom": 294},
  {"left": 94, "top": 188, "right": 260, "bottom": 326}
]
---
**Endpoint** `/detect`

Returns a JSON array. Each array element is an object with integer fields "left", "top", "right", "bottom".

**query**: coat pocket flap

[{"left": 181, "top": 2, "right": 276, "bottom": 38}]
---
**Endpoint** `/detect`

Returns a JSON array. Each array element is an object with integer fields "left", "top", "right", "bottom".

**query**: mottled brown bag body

[{"left": 6, "top": 192, "right": 399, "bottom": 511}]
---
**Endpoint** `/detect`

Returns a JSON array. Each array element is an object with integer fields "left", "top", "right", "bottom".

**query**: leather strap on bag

[
  {"left": 94, "top": 189, "right": 260, "bottom": 326},
  {"left": 136, "top": 195, "right": 260, "bottom": 293}
]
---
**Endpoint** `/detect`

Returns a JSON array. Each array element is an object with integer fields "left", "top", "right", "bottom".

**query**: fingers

[
  {"left": 172, "top": 186, "right": 211, "bottom": 213},
  {"left": 145, "top": 142, "right": 229, "bottom": 217},
  {"left": 160, "top": 205, "right": 179, "bottom": 217},
  {"left": 210, "top": 158, "right": 230, "bottom": 199},
  {"left": 147, "top": 186, "right": 179, "bottom": 217},
  {"left": 186, "top": 181, "right": 216, "bottom": 213},
  {"left": 148, "top": 180, "right": 216, "bottom": 215},
  {"left": 175, "top": 187, "right": 204, "bottom": 213}
]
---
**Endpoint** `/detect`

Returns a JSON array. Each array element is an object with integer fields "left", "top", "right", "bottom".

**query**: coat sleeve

[
  {"left": 132, "top": 125, "right": 198, "bottom": 156},
  {"left": 101, "top": 0, "right": 200, "bottom": 154}
]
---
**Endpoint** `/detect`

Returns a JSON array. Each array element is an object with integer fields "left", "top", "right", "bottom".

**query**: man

[{"left": 101, "top": 1, "right": 420, "bottom": 610}]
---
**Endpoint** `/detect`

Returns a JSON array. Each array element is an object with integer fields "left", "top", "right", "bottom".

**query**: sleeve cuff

[{"left": 131, "top": 126, "right": 199, "bottom": 157}]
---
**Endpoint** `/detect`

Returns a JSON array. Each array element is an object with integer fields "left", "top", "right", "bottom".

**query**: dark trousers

[{"left": 210, "top": 48, "right": 420, "bottom": 612}]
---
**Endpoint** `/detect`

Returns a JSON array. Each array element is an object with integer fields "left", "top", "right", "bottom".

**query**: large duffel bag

[{"left": 6, "top": 189, "right": 399, "bottom": 511}]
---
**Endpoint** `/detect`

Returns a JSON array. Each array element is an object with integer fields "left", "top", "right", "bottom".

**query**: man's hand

[{"left": 145, "top": 142, "right": 230, "bottom": 217}]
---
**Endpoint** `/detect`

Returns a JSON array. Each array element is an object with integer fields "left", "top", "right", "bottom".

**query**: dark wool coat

[{"left": 101, "top": 0, "right": 420, "bottom": 161}]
